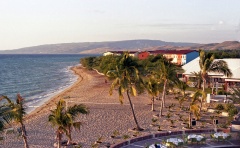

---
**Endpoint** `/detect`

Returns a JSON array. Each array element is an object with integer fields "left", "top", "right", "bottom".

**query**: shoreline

[
  {"left": 25, "top": 65, "right": 84, "bottom": 119},
  {"left": 4, "top": 64, "right": 238, "bottom": 147}
]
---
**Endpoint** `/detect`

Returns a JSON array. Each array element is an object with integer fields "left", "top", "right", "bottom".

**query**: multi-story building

[
  {"left": 103, "top": 49, "right": 199, "bottom": 65},
  {"left": 149, "top": 50, "right": 199, "bottom": 65}
]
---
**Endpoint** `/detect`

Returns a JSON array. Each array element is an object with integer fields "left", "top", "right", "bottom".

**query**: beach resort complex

[
  {"left": 1, "top": 50, "right": 240, "bottom": 148},
  {"left": 1, "top": 1, "right": 240, "bottom": 148}
]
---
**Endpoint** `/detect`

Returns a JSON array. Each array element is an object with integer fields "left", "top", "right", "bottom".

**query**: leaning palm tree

[
  {"left": 48, "top": 99, "right": 89, "bottom": 147},
  {"left": 199, "top": 50, "right": 232, "bottom": 107},
  {"left": 107, "top": 52, "right": 144, "bottom": 131},
  {"left": 0, "top": 94, "right": 29, "bottom": 148},
  {"left": 151, "top": 57, "right": 183, "bottom": 117}
]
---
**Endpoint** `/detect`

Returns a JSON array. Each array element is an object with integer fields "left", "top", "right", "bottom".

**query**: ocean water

[{"left": 0, "top": 54, "right": 96, "bottom": 113}]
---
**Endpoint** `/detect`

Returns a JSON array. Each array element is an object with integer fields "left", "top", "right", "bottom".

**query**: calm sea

[{"left": 0, "top": 54, "right": 96, "bottom": 113}]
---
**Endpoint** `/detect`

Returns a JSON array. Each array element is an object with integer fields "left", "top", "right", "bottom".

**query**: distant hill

[
  {"left": 0, "top": 40, "right": 196, "bottom": 54},
  {"left": 0, "top": 40, "right": 239, "bottom": 54},
  {"left": 195, "top": 41, "right": 240, "bottom": 50}
]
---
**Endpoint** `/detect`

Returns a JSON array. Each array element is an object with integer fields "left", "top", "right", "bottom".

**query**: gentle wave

[{"left": 0, "top": 54, "right": 96, "bottom": 113}]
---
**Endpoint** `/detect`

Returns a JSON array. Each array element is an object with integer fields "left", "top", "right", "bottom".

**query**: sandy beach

[{"left": 2, "top": 66, "right": 218, "bottom": 148}]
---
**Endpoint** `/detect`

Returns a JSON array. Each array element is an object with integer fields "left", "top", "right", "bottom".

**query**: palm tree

[
  {"left": 48, "top": 100, "right": 67, "bottom": 148},
  {"left": 48, "top": 99, "right": 89, "bottom": 147},
  {"left": 0, "top": 94, "right": 29, "bottom": 148},
  {"left": 145, "top": 77, "right": 160, "bottom": 111},
  {"left": 65, "top": 103, "right": 89, "bottom": 145},
  {"left": 151, "top": 57, "right": 183, "bottom": 117},
  {"left": 188, "top": 91, "right": 201, "bottom": 129},
  {"left": 230, "top": 87, "right": 240, "bottom": 104},
  {"left": 0, "top": 101, "right": 10, "bottom": 132},
  {"left": 175, "top": 81, "right": 189, "bottom": 109},
  {"left": 191, "top": 71, "right": 202, "bottom": 89},
  {"left": 107, "top": 52, "right": 144, "bottom": 131},
  {"left": 199, "top": 50, "right": 232, "bottom": 107}
]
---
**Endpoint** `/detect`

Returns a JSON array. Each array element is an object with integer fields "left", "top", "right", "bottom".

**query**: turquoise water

[{"left": 0, "top": 54, "right": 96, "bottom": 113}]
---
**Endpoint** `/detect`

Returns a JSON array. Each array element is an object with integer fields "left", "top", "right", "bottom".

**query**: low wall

[{"left": 110, "top": 129, "right": 223, "bottom": 148}]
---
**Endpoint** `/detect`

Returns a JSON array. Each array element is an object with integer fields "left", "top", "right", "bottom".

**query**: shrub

[
  {"left": 228, "top": 108, "right": 239, "bottom": 117},
  {"left": 122, "top": 134, "right": 130, "bottom": 139},
  {"left": 225, "top": 103, "right": 235, "bottom": 112},
  {"left": 215, "top": 104, "right": 224, "bottom": 110}
]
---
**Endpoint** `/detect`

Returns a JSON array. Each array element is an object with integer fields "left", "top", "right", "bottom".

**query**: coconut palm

[
  {"left": 145, "top": 77, "right": 161, "bottom": 111},
  {"left": 0, "top": 95, "right": 11, "bottom": 132},
  {"left": 191, "top": 71, "right": 202, "bottom": 89},
  {"left": 199, "top": 50, "right": 232, "bottom": 107},
  {"left": 107, "top": 52, "right": 144, "bottom": 131},
  {"left": 188, "top": 91, "right": 202, "bottom": 128},
  {"left": 151, "top": 57, "right": 183, "bottom": 117},
  {"left": 0, "top": 101, "right": 11, "bottom": 132},
  {"left": 48, "top": 99, "right": 89, "bottom": 147},
  {"left": 0, "top": 94, "right": 29, "bottom": 148},
  {"left": 48, "top": 100, "right": 67, "bottom": 148},
  {"left": 65, "top": 103, "right": 89, "bottom": 145},
  {"left": 230, "top": 87, "right": 240, "bottom": 104},
  {"left": 175, "top": 81, "right": 189, "bottom": 109}
]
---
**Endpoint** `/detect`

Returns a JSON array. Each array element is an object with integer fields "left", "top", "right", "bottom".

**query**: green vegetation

[
  {"left": 230, "top": 87, "right": 240, "bottom": 103},
  {"left": 48, "top": 99, "right": 89, "bottom": 147},
  {"left": 199, "top": 50, "right": 232, "bottom": 110},
  {"left": 0, "top": 94, "right": 29, "bottom": 148},
  {"left": 206, "top": 50, "right": 240, "bottom": 59},
  {"left": 107, "top": 52, "right": 144, "bottom": 131},
  {"left": 215, "top": 104, "right": 224, "bottom": 111}
]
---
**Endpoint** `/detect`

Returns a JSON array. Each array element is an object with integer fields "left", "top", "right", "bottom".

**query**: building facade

[{"left": 103, "top": 50, "right": 199, "bottom": 65}]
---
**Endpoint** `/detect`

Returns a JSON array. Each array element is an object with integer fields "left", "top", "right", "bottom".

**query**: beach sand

[{"left": 2, "top": 66, "right": 218, "bottom": 148}]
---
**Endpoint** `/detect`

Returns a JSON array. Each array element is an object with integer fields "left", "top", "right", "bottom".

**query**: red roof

[{"left": 150, "top": 50, "right": 197, "bottom": 54}]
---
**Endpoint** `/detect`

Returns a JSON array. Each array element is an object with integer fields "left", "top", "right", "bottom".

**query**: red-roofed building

[
  {"left": 149, "top": 50, "right": 199, "bottom": 65},
  {"left": 138, "top": 51, "right": 150, "bottom": 60},
  {"left": 103, "top": 49, "right": 199, "bottom": 65}
]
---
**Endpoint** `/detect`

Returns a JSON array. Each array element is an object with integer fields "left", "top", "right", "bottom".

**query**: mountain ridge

[{"left": 0, "top": 40, "right": 239, "bottom": 54}]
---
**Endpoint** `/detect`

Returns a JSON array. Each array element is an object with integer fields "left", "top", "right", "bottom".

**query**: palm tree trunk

[
  {"left": 200, "top": 77, "right": 206, "bottom": 111},
  {"left": 198, "top": 78, "right": 201, "bottom": 89},
  {"left": 127, "top": 90, "right": 141, "bottom": 131},
  {"left": 20, "top": 122, "right": 29, "bottom": 148},
  {"left": 189, "top": 112, "right": 192, "bottom": 129},
  {"left": 67, "top": 126, "right": 72, "bottom": 145},
  {"left": 57, "top": 131, "right": 62, "bottom": 148},
  {"left": 151, "top": 97, "right": 154, "bottom": 111},
  {"left": 159, "top": 97, "right": 164, "bottom": 118},
  {"left": 162, "top": 80, "right": 167, "bottom": 108}
]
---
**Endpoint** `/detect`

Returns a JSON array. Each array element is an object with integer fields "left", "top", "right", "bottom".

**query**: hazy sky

[{"left": 1, "top": 0, "right": 240, "bottom": 50}]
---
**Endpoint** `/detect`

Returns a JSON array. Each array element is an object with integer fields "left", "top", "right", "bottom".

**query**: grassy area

[{"left": 186, "top": 87, "right": 212, "bottom": 94}]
